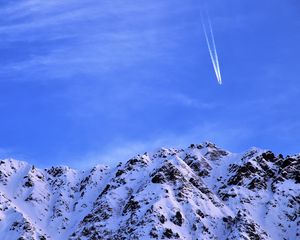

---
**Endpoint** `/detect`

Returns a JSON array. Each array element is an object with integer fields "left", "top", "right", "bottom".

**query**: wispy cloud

[
  {"left": 70, "top": 121, "right": 253, "bottom": 169},
  {"left": 0, "top": 1, "right": 189, "bottom": 79},
  {"left": 168, "top": 93, "right": 220, "bottom": 109}
]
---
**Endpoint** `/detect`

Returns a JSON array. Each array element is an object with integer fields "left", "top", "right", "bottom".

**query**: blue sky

[{"left": 0, "top": 0, "right": 300, "bottom": 168}]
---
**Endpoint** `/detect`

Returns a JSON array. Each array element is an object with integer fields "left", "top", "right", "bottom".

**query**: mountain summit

[{"left": 0, "top": 142, "right": 299, "bottom": 240}]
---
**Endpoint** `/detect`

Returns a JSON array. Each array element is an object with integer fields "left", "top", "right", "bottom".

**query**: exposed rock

[{"left": 0, "top": 143, "right": 298, "bottom": 240}]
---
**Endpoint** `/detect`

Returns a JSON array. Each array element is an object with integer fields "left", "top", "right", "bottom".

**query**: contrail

[
  {"left": 201, "top": 13, "right": 222, "bottom": 85},
  {"left": 208, "top": 19, "right": 222, "bottom": 83}
]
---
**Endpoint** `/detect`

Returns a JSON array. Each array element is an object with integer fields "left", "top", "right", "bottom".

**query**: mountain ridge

[{"left": 0, "top": 142, "right": 299, "bottom": 240}]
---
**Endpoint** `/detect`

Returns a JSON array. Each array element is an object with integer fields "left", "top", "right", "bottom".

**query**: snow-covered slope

[{"left": 0, "top": 142, "right": 299, "bottom": 240}]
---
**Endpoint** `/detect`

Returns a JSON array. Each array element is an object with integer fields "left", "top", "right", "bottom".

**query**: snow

[{"left": 0, "top": 142, "right": 299, "bottom": 239}]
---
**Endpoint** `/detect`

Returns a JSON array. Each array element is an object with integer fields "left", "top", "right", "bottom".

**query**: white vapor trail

[{"left": 202, "top": 14, "right": 222, "bottom": 85}]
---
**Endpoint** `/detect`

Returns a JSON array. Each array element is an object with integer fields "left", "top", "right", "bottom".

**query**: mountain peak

[{"left": 0, "top": 143, "right": 298, "bottom": 240}]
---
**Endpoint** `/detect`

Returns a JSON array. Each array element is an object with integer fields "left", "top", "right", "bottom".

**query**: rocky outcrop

[{"left": 0, "top": 142, "right": 298, "bottom": 240}]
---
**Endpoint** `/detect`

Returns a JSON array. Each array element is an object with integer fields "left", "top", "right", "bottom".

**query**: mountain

[{"left": 0, "top": 142, "right": 299, "bottom": 240}]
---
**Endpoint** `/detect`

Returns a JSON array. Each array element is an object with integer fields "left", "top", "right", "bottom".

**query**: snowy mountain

[{"left": 0, "top": 142, "right": 299, "bottom": 240}]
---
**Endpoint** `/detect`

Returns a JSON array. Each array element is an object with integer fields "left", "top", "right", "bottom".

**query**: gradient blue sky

[{"left": 1, "top": 0, "right": 300, "bottom": 168}]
